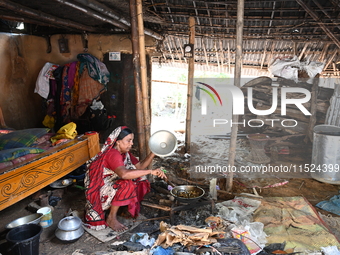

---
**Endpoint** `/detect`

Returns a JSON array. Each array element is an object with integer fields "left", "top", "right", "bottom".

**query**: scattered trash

[
  {"left": 110, "top": 241, "right": 125, "bottom": 246},
  {"left": 71, "top": 249, "right": 85, "bottom": 255},
  {"left": 130, "top": 233, "right": 155, "bottom": 247},
  {"left": 215, "top": 196, "right": 262, "bottom": 225},
  {"left": 321, "top": 246, "right": 340, "bottom": 255},
  {"left": 151, "top": 246, "right": 175, "bottom": 255},
  {"left": 152, "top": 221, "right": 224, "bottom": 248},
  {"left": 231, "top": 222, "right": 266, "bottom": 254}
]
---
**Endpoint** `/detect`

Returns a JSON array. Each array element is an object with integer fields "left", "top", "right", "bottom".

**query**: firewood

[{"left": 141, "top": 201, "right": 171, "bottom": 211}]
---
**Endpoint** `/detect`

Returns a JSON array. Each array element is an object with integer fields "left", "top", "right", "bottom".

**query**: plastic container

[
  {"left": 37, "top": 207, "right": 53, "bottom": 228},
  {"left": 6, "top": 224, "right": 42, "bottom": 255},
  {"left": 311, "top": 125, "right": 340, "bottom": 184}
]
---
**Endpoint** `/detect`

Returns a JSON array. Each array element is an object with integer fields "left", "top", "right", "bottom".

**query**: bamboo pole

[
  {"left": 129, "top": 0, "right": 146, "bottom": 160},
  {"left": 185, "top": 16, "right": 195, "bottom": 152},
  {"left": 136, "top": 0, "right": 151, "bottom": 158},
  {"left": 226, "top": 0, "right": 244, "bottom": 192},
  {"left": 304, "top": 75, "right": 319, "bottom": 143}
]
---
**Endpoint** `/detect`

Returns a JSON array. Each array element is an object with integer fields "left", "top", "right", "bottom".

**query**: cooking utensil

[
  {"left": 149, "top": 130, "right": 177, "bottom": 157},
  {"left": 6, "top": 213, "right": 43, "bottom": 229},
  {"left": 55, "top": 216, "right": 84, "bottom": 243},
  {"left": 170, "top": 185, "right": 205, "bottom": 203}
]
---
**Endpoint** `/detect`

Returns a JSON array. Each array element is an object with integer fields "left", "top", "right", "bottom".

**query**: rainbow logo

[{"left": 196, "top": 82, "right": 223, "bottom": 106}]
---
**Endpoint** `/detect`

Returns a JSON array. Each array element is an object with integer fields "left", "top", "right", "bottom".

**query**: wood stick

[
  {"left": 185, "top": 16, "right": 195, "bottom": 152},
  {"left": 136, "top": 216, "right": 170, "bottom": 221},
  {"left": 304, "top": 76, "right": 319, "bottom": 143},
  {"left": 141, "top": 201, "right": 171, "bottom": 211}
]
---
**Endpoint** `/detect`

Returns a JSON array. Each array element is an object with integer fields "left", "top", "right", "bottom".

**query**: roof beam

[
  {"left": 72, "top": 0, "right": 163, "bottom": 40},
  {"left": 267, "top": 1, "right": 276, "bottom": 35},
  {"left": 0, "top": 15, "right": 68, "bottom": 30},
  {"left": 296, "top": 0, "right": 340, "bottom": 49},
  {"left": 0, "top": 0, "right": 98, "bottom": 32},
  {"left": 53, "top": 0, "right": 130, "bottom": 30}
]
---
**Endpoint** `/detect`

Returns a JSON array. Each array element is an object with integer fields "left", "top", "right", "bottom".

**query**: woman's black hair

[{"left": 117, "top": 127, "right": 133, "bottom": 141}]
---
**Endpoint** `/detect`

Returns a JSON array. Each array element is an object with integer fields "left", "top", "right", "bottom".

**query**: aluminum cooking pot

[
  {"left": 55, "top": 216, "right": 84, "bottom": 243},
  {"left": 170, "top": 185, "right": 205, "bottom": 203}
]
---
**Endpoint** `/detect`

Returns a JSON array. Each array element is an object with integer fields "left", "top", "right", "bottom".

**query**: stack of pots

[{"left": 55, "top": 216, "right": 84, "bottom": 243}]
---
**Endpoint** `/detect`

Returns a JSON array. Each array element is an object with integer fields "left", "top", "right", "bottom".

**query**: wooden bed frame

[{"left": 0, "top": 132, "right": 100, "bottom": 211}]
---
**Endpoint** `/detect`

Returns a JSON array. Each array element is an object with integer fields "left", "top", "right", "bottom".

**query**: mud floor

[{"left": 0, "top": 136, "right": 339, "bottom": 255}]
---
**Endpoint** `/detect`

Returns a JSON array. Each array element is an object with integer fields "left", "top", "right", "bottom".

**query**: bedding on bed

[{"left": 0, "top": 128, "right": 76, "bottom": 170}]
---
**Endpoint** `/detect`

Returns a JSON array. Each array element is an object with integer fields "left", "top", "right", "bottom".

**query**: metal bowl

[
  {"left": 6, "top": 213, "right": 43, "bottom": 229},
  {"left": 170, "top": 185, "right": 205, "bottom": 203}
]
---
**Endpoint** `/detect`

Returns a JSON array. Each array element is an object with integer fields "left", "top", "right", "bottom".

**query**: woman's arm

[
  {"left": 114, "top": 166, "right": 166, "bottom": 180},
  {"left": 135, "top": 152, "right": 155, "bottom": 170}
]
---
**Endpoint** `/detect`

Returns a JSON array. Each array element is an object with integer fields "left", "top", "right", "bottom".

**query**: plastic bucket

[
  {"left": 37, "top": 207, "right": 53, "bottom": 228},
  {"left": 6, "top": 224, "right": 42, "bottom": 255}
]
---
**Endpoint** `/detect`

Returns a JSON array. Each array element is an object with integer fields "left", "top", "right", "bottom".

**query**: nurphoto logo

[
  {"left": 194, "top": 78, "right": 311, "bottom": 130},
  {"left": 190, "top": 77, "right": 314, "bottom": 179}
]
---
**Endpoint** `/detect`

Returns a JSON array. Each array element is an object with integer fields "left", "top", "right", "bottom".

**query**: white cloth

[{"left": 34, "top": 62, "right": 59, "bottom": 99}]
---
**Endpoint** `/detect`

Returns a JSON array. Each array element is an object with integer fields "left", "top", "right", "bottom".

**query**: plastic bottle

[{"left": 62, "top": 178, "right": 76, "bottom": 186}]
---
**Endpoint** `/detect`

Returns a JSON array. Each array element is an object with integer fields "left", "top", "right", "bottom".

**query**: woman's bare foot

[{"left": 106, "top": 215, "right": 128, "bottom": 232}]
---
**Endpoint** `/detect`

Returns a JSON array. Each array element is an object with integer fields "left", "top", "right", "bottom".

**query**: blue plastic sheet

[
  {"left": 151, "top": 246, "right": 175, "bottom": 255},
  {"left": 316, "top": 194, "right": 340, "bottom": 216}
]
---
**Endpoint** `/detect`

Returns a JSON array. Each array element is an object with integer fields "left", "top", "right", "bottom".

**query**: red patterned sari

[{"left": 84, "top": 126, "right": 150, "bottom": 230}]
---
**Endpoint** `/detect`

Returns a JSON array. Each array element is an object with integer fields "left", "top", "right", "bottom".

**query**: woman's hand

[{"left": 150, "top": 168, "right": 167, "bottom": 179}]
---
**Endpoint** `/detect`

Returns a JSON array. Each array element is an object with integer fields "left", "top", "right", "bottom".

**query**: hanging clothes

[
  {"left": 37, "top": 54, "right": 110, "bottom": 131},
  {"left": 34, "top": 62, "right": 59, "bottom": 99},
  {"left": 75, "top": 66, "right": 106, "bottom": 119},
  {"left": 77, "top": 53, "right": 110, "bottom": 86}
]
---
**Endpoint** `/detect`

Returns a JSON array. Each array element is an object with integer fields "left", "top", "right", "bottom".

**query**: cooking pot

[
  {"left": 170, "top": 185, "right": 205, "bottom": 203},
  {"left": 55, "top": 216, "right": 84, "bottom": 243}
]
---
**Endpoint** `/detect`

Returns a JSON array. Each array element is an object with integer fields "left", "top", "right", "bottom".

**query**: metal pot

[
  {"left": 170, "top": 185, "right": 205, "bottom": 203},
  {"left": 6, "top": 213, "right": 43, "bottom": 229},
  {"left": 55, "top": 216, "right": 84, "bottom": 243}
]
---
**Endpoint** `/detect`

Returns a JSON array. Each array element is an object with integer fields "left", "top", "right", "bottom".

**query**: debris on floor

[
  {"left": 253, "top": 196, "right": 340, "bottom": 252},
  {"left": 152, "top": 221, "right": 225, "bottom": 248},
  {"left": 316, "top": 193, "right": 340, "bottom": 216}
]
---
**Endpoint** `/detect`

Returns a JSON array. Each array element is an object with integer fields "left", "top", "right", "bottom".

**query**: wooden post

[
  {"left": 136, "top": 0, "right": 151, "bottom": 158},
  {"left": 129, "top": 0, "right": 146, "bottom": 159},
  {"left": 304, "top": 75, "right": 319, "bottom": 143},
  {"left": 226, "top": 0, "right": 244, "bottom": 192},
  {"left": 185, "top": 16, "right": 195, "bottom": 152}
]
